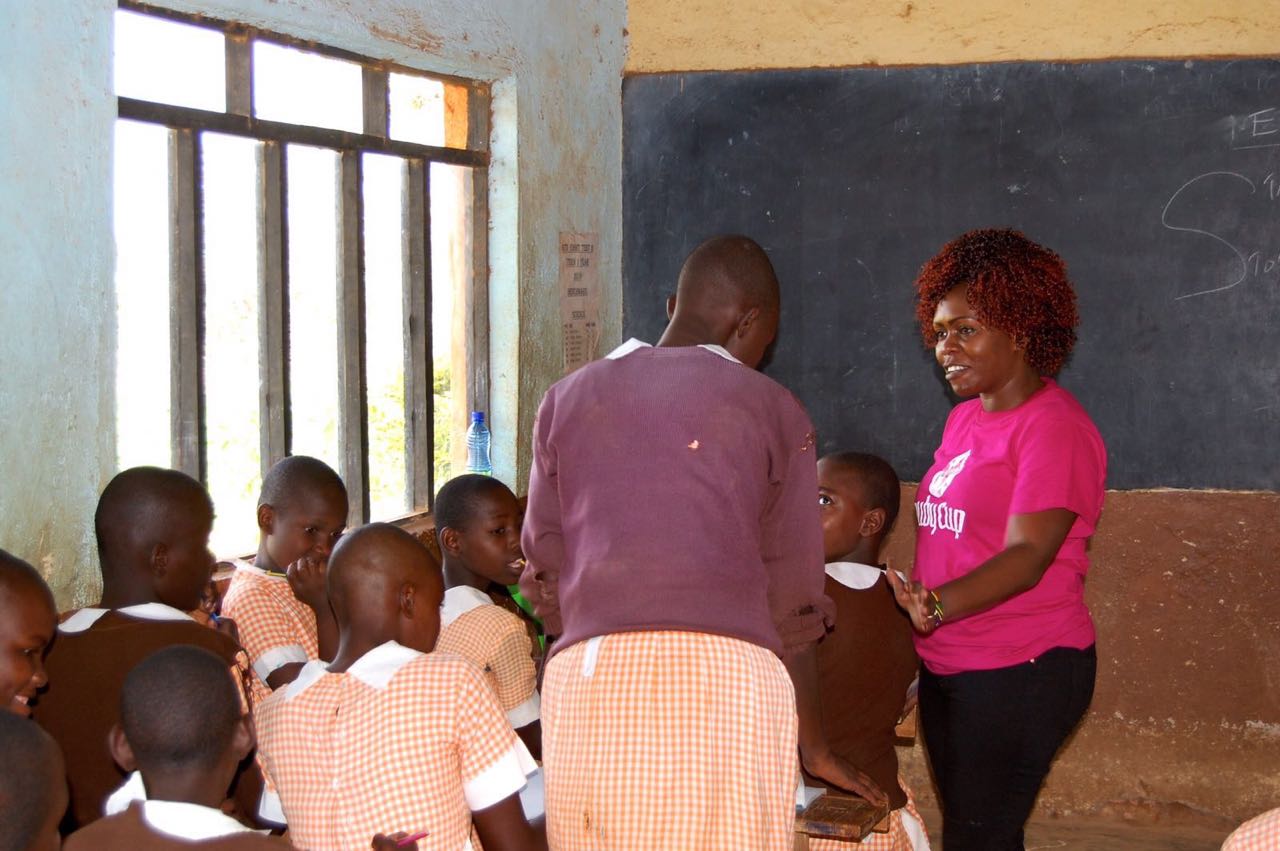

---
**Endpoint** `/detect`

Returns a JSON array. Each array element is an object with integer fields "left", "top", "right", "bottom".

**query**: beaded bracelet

[{"left": 927, "top": 589, "right": 945, "bottom": 629}]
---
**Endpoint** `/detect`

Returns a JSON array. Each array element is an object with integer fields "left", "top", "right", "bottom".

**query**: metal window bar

[{"left": 118, "top": 1, "right": 489, "bottom": 522}]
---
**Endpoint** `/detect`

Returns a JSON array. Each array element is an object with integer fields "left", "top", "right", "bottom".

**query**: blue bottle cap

[{"left": 471, "top": 411, "right": 485, "bottom": 423}]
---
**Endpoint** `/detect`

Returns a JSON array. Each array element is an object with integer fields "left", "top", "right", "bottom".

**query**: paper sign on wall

[{"left": 559, "top": 232, "right": 601, "bottom": 374}]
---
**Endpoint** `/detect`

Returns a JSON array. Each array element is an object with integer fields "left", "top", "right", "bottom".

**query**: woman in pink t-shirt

[{"left": 888, "top": 229, "right": 1106, "bottom": 851}]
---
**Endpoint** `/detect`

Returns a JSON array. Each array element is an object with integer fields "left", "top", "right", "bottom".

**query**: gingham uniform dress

[
  {"left": 542, "top": 630, "right": 799, "bottom": 851},
  {"left": 221, "top": 560, "right": 320, "bottom": 686},
  {"left": 1222, "top": 808, "right": 1280, "bottom": 851},
  {"left": 437, "top": 587, "right": 541, "bottom": 730},
  {"left": 255, "top": 641, "right": 536, "bottom": 851}
]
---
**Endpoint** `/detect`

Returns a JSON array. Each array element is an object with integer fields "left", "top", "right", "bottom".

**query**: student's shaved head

[
  {"left": 675, "top": 235, "right": 780, "bottom": 314},
  {"left": 0, "top": 712, "right": 64, "bottom": 851},
  {"left": 259, "top": 455, "right": 346, "bottom": 510},
  {"left": 120, "top": 645, "right": 242, "bottom": 774},
  {"left": 328, "top": 524, "right": 441, "bottom": 652},
  {"left": 95, "top": 468, "right": 211, "bottom": 562},
  {"left": 0, "top": 550, "right": 53, "bottom": 609}
]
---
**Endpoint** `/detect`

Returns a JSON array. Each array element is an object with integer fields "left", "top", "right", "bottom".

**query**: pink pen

[{"left": 396, "top": 832, "right": 429, "bottom": 847}]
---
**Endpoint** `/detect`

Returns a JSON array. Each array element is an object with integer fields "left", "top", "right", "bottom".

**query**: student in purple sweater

[{"left": 520, "top": 235, "right": 886, "bottom": 851}]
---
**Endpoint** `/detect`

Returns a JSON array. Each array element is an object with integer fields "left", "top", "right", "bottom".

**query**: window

[{"left": 113, "top": 2, "right": 489, "bottom": 555}]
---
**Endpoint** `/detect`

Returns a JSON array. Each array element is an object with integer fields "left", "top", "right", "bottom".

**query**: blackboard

[{"left": 622, "top": 61, "right": 1280, "bottom": 490}]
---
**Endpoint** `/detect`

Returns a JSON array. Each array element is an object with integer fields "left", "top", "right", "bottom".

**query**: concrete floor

[{"left": 915, "top": 806, "right": 1234, "bottom": 850}]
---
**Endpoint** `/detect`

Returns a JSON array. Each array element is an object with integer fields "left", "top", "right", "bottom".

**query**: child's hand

[
  {"left": 885, "top": 569, "right": 936, "bottom": 635},
  {"left": 286, "top": 556, "right": 330, "bottom": 611},
  {"left": 804, "top": 750, "right": 890, "bottom": 808}
]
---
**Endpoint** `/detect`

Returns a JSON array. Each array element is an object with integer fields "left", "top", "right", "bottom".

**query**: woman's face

[{"left": 932, "top": 286, "right": 1029, "bottom": 403}]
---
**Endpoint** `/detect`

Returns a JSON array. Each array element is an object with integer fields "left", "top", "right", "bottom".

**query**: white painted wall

[
  {"left": 0, "top": 0, "right": 117, "bottom": 607},
  {"left": 0, "top": 0, "right": 627, "bottom": 606}
]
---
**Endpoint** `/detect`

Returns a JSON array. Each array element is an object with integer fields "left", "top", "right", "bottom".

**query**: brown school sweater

[
  {"left": 802, "top": 567, "right": 919, "bottom": 811},
  {"left": 32, "top": 608, "right": 263, "bottom": 831},
  {"left": 64, "top": 802, "right": 290, "bottom": 850}
]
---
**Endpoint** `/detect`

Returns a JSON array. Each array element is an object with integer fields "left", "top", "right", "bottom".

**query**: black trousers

[{"left": 919, "top": 644, "right": 1097, "bottom": 851}]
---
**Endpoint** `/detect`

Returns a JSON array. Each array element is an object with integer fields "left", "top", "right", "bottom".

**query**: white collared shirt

[
  {"left": 824, "top": 561, "right": 885, "bottom": 590},
  {"left": 105, "top": 773, "right": 273, "bottom": 836},
  {"left": 59, "top": 602, "right": 195, "bottom": 634},
  {"left": 605, "top": 337, "right": 743, "bottom": 364},
  {"left": 440, "top": 585, "right": 494, "bottom": 628}
]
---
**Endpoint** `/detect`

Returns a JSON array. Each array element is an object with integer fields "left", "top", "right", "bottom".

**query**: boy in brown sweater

[
  {"left": 32, "top": 467, "right": 263, "bottom": 830},
  {"left": 64, "top": 645, "right": 289, "bottom": 850},
  {"left": 808, "top": 452, "right": 930, "bottom": 850}
]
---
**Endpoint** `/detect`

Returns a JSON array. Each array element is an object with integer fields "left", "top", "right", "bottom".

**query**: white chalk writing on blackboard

[
  {"left": 1230, "top": 108, "right": 1280, "bottom": 150},
  {"left": 1161, "top": 171, "right": 1280, "bottom": 300}
]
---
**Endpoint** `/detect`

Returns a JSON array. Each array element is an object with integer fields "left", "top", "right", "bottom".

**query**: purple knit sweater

[{"left": 520, "top": 341, "right": 831, "bottom": 658}]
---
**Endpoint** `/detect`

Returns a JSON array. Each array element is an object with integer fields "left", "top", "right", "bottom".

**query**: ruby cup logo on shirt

[
  {"left": 917, "top": 450, "right": 970, "bottom": 539},
  {"left": 928, "top": 450, "right": 971, "bottom": 498}
]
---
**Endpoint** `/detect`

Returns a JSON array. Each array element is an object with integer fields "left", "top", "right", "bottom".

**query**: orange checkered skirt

[{"left": 541, "top": 630, "right": 798, "bottom": 851}]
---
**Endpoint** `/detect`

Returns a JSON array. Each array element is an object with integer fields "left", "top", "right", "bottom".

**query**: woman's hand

[{"left": 886, "top": 569, "right": 937, "bottom": 635}]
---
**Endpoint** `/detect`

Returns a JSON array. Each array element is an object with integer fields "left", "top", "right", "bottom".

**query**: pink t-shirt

[{"left": 913, "top": 379, "right": 1107, "bottom": 674}]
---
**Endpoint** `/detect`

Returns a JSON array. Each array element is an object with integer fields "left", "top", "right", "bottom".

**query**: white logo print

[{"left": 928, "top": 450, "right": 971, "bottom": 498}]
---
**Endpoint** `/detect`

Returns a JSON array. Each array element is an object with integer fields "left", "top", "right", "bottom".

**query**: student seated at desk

[
  {"left": 64, "top": 645, "right": 290, "bottom": 850},
  {"left": 0, "top": 548, "right": 57, "bottom": 718},
  {"left": 0, "top": 710, "right": 66, "bottom": 851},
  {"left": 32, "top": 467, "right": 264, "bottom": 831},
  {"left": 255, "top": 523, "right": 545, "bottom": 851},
  {"left": 434, "top": 474, "right": 542, "bottom": 758},
  {"left": 221, "top": 455, "right": 348, "bottom": 691},
  {"left": 809, "top": 453, "right": 930, "bottom": 851}
]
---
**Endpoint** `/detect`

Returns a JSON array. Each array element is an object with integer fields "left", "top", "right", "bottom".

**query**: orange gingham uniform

[
  {"left": 1223, "top": 807, "right": 1280, "bottom": 851},
  {"left": 808, "top": 776, "right": 931, "bottom": 851},
  {"left": 541, "top": 630, "right": 798, "bottom": 851},
  {"left": 437, "top": 586, "right": 540, "bottom": 729},
  {"left": 221, "top": 560, "right": 320, "bottom": 686},
  {"left": 255, "top": 641, "right": 536, "bottom": 851}
]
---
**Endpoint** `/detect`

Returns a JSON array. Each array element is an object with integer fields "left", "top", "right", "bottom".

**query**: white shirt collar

[
  {"left": 105, "top": 773, "right": 269, "bottom": 837},
  {"left": 143, "top": 800, "right": 264, "bottom": 839},
  {"left": 283, "top": 640, "right": 422, "bottom": 700},
  {"left": 232, "top": 558, "right": 286, "bottom": 580},
  {"left": 60, "top": 602, "right": 195, "bottom": 634},
  {"left": 824, "top": 561, "right": 886, "bottom": 591},
  {"left": 441, "top": 585, "right": 493, "bottom": 627},
  {"left": 604, "top": 337, "right": 742, "bottom": 364}
]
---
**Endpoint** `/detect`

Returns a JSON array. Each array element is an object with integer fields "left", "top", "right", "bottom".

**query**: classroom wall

[
  {"left": 0, "top": 0, "right": 117, "bottom": 608},
  {"left": 0, "top": 0, "right": 626, "bottom": 606},
  {"left": 627, "top": 0, "right": 1280, "bottom": 72},
  {"left": 627, "top": 0, "right": 1280, "bottom": 826}
]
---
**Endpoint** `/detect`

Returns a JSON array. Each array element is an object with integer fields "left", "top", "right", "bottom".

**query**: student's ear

[
  {"left": 735, "top": 306, "right": 762, "bottom": 337},
  {"left": 438, "top": 526, "right": 462, "bottom": 558},
  {"left": 107, "top": 723, "right": 137, "bottom": 773},
  {"left": 665, "top": 293, "right": 677, "bottom": 320},
  {"left": 149, "top": 542, "right": 168, "bottom": 578},
  {"left": 257, "top": 504, "right": 276, "bottom": 534},
  {"left": 398, "top": 581, "right": 416, "bottom": 619},
  {"left": 859, "top": 507, "right": 887, "bottom": 538},
  {"left": 230, "top": 714, "right": 255, "bottom": 762}
]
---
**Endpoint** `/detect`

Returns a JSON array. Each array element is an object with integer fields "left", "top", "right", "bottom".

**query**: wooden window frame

[{"left": 117, "top": 1, "right": 491, "bottom": 525}]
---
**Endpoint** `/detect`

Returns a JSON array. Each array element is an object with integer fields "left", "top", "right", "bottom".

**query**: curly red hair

[{"left": 913, "top": 228, "right": 1079, "bottom": 375}]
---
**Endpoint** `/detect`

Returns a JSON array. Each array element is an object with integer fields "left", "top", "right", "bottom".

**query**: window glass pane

[
  {"left": 389, "top": 73, "right": 446, "bottom": 147},
  {"left": 429, "top": 163, "right": 474, "bottom": 486},
  {"left": 115, "top": 10, "right": 225, "bottom": 111},
  {"left": 201, "top": 133, "right": 262, "bottom": 557},
  {"left": 115, "top": 120, "right": 172, "bottom": 470},
  {"left": 255, "top": 43, "right": 362, "bottom": 133},
  {"left": 287, "top": 145, "right": 342, "bottom": 474},
  {"left": 363, "top": 154, "right": 409, "bottom": 520}
]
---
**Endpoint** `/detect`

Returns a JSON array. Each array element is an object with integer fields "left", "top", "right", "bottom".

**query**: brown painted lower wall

[{"left": 882, "top": 486, "right": 1280, "bottom": 824}]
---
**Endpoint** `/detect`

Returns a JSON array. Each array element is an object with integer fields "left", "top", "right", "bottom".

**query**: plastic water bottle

[{"left": 465, "top": 411, "right": 492, "bottom": 475}]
